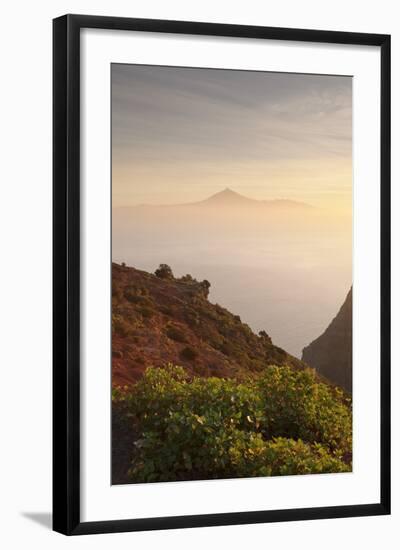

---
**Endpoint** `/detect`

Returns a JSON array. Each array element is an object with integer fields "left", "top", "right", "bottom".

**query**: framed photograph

[{"left": 53, "top": 14, "right": 390, "bottom": 535}]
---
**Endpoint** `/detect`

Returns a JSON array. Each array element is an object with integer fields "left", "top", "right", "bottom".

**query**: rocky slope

[
  {"left": 112, "top": 262, "right": 306, "bottom": 387},
  {"left": 302, "top": 288, "right": 352, "bottom": 392}
]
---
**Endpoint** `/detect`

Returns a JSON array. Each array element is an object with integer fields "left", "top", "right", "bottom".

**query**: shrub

[
  {"left": 165, "top": 324, "right": 187, "bottom": 343},
  {"left": 112, "top": 280, "right": 122, "bottom": 298},
  {"left": 113, "top": 365, "right": 352, "bottom": 483},
  {"left": 255, "top": 366, "right": 352, "bottom": 456},
  {"left": 159, "top": 305, "right": 174, "bottom": 316},
  {"left": 180, "top": 346, "right": 198, "bottom": 361},
  {"left": 229, "top": 436, "right": 349, "bottom": 477},
  {"left": 180, "top": 274, "right": 195, "bottom": 282},
  {"left": 138, "top": 306, "right": 154, "bottom": 319},
  {"left": 124, "top": 286, "right": 154, "bottom": 307},
  {"left": 123, "top": 287, "right": 140, "bottom": 303},
  {"left": 200, "top": 279, "right": 211, "bottom": 297},
  {"left": 219, "top": 341, "right": 235, "bottom": 357},
  {"left": 259, "top": 330, "right": 272, "bottom": 344},
  {"left": 112, "top": 314, "right": 132, "bottom": 337},
  {"left": 155, "top": 264, "right": 174, "bottom": 279},
  {"left": 184, "top": 310, "right": 200, "bottom": 327}
]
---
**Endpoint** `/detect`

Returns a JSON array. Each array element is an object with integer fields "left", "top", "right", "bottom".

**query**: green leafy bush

[
  {"left": 113, "top": 365, "right": 352, "bottom": 483},
  {"left": 255, "top": 366, "right": 352, "bottom": 456},
  {"left": 229, "top": 436, "right": 349, "bottom": 477}
]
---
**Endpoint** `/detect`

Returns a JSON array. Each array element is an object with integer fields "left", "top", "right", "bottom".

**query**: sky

[{"left": 112, "top": 64, "right": 352, "bottom": 212}]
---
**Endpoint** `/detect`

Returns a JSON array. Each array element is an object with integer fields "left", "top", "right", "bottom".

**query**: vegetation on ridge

[
  {"left": 111, "top": 262, "right": 352, "bottom": 483},
  {"left": 112, "top": 262, "right": 305, "bottom": 386}
]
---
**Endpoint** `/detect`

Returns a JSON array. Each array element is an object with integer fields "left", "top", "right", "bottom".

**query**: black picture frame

[{"left": 53, "top": 14, "right": 391, "bottom": 535}]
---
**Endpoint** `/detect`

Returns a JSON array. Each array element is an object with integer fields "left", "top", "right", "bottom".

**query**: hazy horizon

[
  {"left": 112, "top": 64, "right": 352, "bottom": 213},
  {"left": 112, "top": 64, "right": 352, "bottom": 357},
  {"left": 113, "top": 186, "right": 314, "bottom": 208}
]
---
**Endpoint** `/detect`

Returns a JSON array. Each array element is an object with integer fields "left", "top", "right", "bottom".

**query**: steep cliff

[{"left": 302, "top": 289, "right": 352, "bottom": 392}]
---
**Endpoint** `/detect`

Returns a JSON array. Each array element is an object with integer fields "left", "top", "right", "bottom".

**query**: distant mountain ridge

[
  {"left": 195, "top": 188, "right": 313, "bottom": 209},
  {"left": 302, "top": 288, "right": 352, "bottom": 392},
  {"left": 119, "top": 188, "right": 313, "bottom": 210},
  {"left": 197, "top": 188, "right": 256, "bottom": 206}
]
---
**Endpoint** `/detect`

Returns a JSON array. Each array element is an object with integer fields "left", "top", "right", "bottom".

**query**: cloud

[{"left": 111, "top": 64, "right": 352, "bottom": 208}]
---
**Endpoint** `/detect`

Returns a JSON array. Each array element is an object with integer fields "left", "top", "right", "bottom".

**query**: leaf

[{"left": 194, "top": 414, "right": 204, "bottom": 425}]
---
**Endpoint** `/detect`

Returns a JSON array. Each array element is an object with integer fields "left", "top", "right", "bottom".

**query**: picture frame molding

[{"left": 53, "top": 13, "right": 391, "bottom": 536}]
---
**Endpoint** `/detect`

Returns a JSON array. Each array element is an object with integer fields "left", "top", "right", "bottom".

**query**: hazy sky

[{"left": 112, "top": 64, "right": 352, "bottom": 212}]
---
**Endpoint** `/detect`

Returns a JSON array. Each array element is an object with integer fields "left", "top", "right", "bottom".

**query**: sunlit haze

[
  {"left": 112, "top": 64, "right": 352, "bottom": 357},
  {"left": 112, "top": 64, "right": 352, "bottom": 214}
]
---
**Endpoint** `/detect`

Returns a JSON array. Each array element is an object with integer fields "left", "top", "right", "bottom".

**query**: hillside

[
  {"left": 112, "top": 262, "right": 306, "bottom": 387},
  {"left": 302, "top": 288, "right": 352, "bottom": 392}
]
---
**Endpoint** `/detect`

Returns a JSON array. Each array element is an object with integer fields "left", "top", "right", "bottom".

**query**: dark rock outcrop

[{"left": 302, "top": 289, "right": 352, "bottom": 392}]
